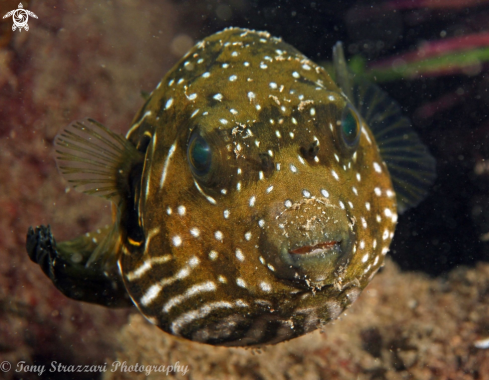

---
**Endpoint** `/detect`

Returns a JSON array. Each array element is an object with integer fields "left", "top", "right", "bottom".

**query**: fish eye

[
  {"left": 188, "top": 131, "right": 212, "bottom": 176},
  {"left": 340, "top": 104, "right": 361, "bottom": 147}
]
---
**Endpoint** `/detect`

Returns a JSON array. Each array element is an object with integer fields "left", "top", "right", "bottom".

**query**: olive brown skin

[{"left": 26, "top": 28, "right": 399, "bottom": 347}]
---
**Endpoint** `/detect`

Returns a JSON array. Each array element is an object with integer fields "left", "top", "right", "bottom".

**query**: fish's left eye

[
  {"left": 340, "top": 104, "right": 361, "bottom": 148},
  {"left": 188, "top": 132, "right": 212, "bottom": 176}
]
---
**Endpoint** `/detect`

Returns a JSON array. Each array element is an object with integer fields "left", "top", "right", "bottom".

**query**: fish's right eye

[{"left": 188, "top": 131, "right": 212, "bottom": 176}]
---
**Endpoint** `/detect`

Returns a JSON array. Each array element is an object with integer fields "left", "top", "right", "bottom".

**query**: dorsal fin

[
  {"left": 54, "top": 118, "right": 143, "bottom": 202},
  {"left": 333, "top": 42, "right": 436, "bottom": 213}
]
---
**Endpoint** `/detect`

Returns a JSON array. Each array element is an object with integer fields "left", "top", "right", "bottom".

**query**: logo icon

[{"left": 2, "top": 3, "right": 38, "bottom": 32}]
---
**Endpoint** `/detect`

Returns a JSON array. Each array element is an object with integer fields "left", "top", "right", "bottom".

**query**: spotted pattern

[{"left": 120, "top": 28, "right": 397, "bottom": 347}]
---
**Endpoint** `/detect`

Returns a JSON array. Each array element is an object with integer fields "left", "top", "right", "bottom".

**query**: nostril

[{"left": 300, "top": 141, "right": 319, "bottom": 160}]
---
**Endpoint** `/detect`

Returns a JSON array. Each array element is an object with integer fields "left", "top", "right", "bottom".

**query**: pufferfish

[{"left": 26, "top": 28, "right": 435, "bottom": 347}]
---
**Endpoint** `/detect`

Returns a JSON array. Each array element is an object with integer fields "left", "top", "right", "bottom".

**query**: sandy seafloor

[{"left": 1, "top": 0, "right": 489, "bottom": 379}]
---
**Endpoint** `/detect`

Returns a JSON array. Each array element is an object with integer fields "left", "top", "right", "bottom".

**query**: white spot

[
  {"left": 248, "top": 91, "right": 256, "bottom": 102},
  {"left": 302, "top": 64, "right": 311, "bottom": 70},
  {"left": 237, "top": 181, "right": 241, "bottom": 191},
  {"left": 215, "top": 231, "right": 224, "bottom": 241},
  {"left": 285, "top": 200, "right": 292, "bottom": 208},
  {"left": 382, "top": 247, "right": 389, "bottom": 255},
  {"left": 221, "top": 188, "right": 228, "bottom": 195},
  {"left": 334, "top": 154, "right": 340, "bottom": 162},
  {"left": 267, "top": 263, "right": 275, "bottom": 272},
  {"left": 352, "top": 187, "right": 358, "bottom": 196},
  {"left": 373, "top": 239, "right": 377, "bottom": 249},
  {"left": 332, "top": 170, "right": 339, "bottom": 180},
  {"left": 213, "top": 93, "right": 223, "bottom": 101},
  {"left": 376, "top": 214, "right": 382, "bottom": 222},
  {"left": 187, "top": 93, "right": 197, "bottom": 100},
  {"left": 386, "top": 189, "right": 395, "bottom": 198},
  {"left": 373, "top": 162, "right": 382, "bottom": 173},
  {"left": 165, "top": 98, "right": 173, "bottom": 109},
  {"left": 310, "top": 107, "right": 316, "bottom": 116},
  {"left": 235, "top": 248, "right": 245, "bottom": 262},
  {"left": 302, "top": 189, "right": 311, "bottom": 198},
  {"left": 290, "top": 164, "right": 298, "bottom": 173},
  {"left": 245, "top": 231, "right": 252, "bottom": 241},
  {"left": 256, "top": 104, "right": 262, "bottom": 110},
  {"left": 249, "top": 196, "right": 256, "bottom": 207},
  {"left": 258, "top": 219, "right": 265, "bottom": 228},
  {"left": 383, "top": 229, "right": 389, "bottom": 240},
  {"left": 259, "top": 171, "right": 264, "bottom": 180},
  {"left": 178, "top": 205, "right": 186, "bottom": 216},
  {"left": 269, "top": 82, "right": 278, "bottom": 89},
  {"left": 360, "top": 240, "right": 366, "bottom": 249},
  {"left": 191, "top": 109, "right": 200, "bottom": 118},
  {"left": 362, "top": 253, "right": 369, "bottom": 263},
  {"left": 276, "top": 163, "right": 281, "bottom": 171},
  {"left": 348, "top": 201, "right": 354, "bottom": 209},
  {"left": 292, "top": 71, "right": 300, "bottom": 78},
  {"left": 374, "top": 187, "right": 382, "bottom": 196},
  {"left": 222, "top": 63, "right": 229, "bottom": 68},
  {"left": 236, "top": 278, "right": 247, "bottom": 288},
  {"left": 266, "top": 185, "right": 274, "bottom": 193},
  {"left": 218, "top": 275, "right": 227, "bottom": 283},
  {"left": 275, "top": 130, "right": 281, "bottom": 138},
  {"left": 172, "top": 235, "right": 182, "bottom": 247},
  {"left": 361, "top": 217, "right": 367, "bottom": 229},
  {"left": 209, "top": 250, "right": 218, "bottom": 260},
  {"left": 290, "top": 131, "right": 295, "bottom": 138},
  {"left": 356, "top": 173, "right": 361, "bottom": 182},
  {"left": 384, "top": 208, "right": 393, "bottom": 217},
  {"left": 365, "top": 202, "right": 371, "bottom": 211},
  {"left": 339, "top": 201, "right": 345, "bottom": 209},
  {"left": 292, "top": 118, "right": 297, "bottom": 125},
  {"left": 223, "top": 209, "right": 230, "bottom": 219},
  {"left": 229, "top": 75, "right": 237, "bottom": 81},
  {"left": 220, "top": 118, "right": 228, "bottom": 125},
  {"left": 260, "top": 62, "right": 268, "bottom": 69},
  {"left": 392, "top": 213, "right": 398, "bottom": 223},
  {"left": 298, "top": 155, "right": 305, "bottom": 165},
  {"left": 202, "top": 72, "right": 210, "bottom": 78},
  {"left": 166, "top": 207, "right": 172, "bottom": 215},
  {"left": 232, "top": 51, "right": 238, "bottom": 57},
  {"left": 321, "top": 189, "right": 329, "bottom": 198},
  {"left": 260, "top": 282, "right": 272, "bottom": 292},
  {"left": 244, "top": 61, "right": 250, "bottom": 67},
  {"left": 190, "top": 228, "right": 200, "bottom": 238}
]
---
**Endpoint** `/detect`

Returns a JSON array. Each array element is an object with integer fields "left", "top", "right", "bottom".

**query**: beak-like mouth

[{"left": 289, "top": 241, "right": 340, "bottom": 255}]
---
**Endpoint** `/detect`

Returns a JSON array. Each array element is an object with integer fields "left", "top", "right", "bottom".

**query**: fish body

[{"left": 26, "top": 28, "right": 435, "bottom": 346}]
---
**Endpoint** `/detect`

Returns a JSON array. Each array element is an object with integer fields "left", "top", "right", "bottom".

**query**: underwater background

[{"left": 1, "top": 0, "right": 489, "bottom": 378}]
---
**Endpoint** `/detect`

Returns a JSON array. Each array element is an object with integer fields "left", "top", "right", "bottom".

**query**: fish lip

[{"left": 288, "top": 240, "right": 341, "bottom": 256}]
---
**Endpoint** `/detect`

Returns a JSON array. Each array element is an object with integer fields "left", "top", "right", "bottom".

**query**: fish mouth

[{"left": 289, "top": 240, "right": 341, "bottom": 256}]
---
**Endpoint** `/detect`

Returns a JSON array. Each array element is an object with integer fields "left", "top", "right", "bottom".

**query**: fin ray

[
  {"left": 333, "top": 42, "right": 436, "bottom": 213},
  {"left": 55, "top": 118, "right": 142, "bottom": 201}
]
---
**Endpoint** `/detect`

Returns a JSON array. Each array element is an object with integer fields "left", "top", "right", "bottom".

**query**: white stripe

[
  {"left": 194, "top": 180, "right": 217, "bottom": 204},
  {"left": 126, "top": 255, "right": 171, "bottom": 281},
  {"left": 160, "top": 141, "right": 177, "bottom": 189},
  {"left": 126, "top": 110, "right": 152, "bottom": 138},
  {"left": 171, "top": 301, "right": 233, "bottom": 335},
  {"left": 162, "top": 281, "right": 216, "bottom": 313},
  {"left": 138, "top": 256, "right": 199, "bottom": 307}
]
